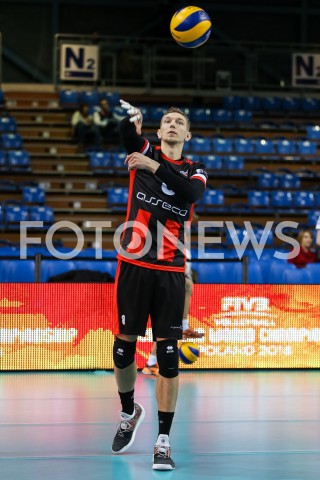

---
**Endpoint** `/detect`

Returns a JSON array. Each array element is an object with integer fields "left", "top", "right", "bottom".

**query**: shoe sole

[
  {"left": 152, "top": 463, "right": 175, "bottom": 470},
  {"left": 112, "top": 404, "right": 145, "bottom": 454}
]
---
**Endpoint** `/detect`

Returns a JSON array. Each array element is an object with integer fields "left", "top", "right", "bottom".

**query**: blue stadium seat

[
  {"left": 307, "top": 210, "right": 320, "bottom": 227},
  {"left": 248, "top": 191, "right": 270, "bottom": 208},
  {"left": 302, "top": 98, "right": 318, "bottom": 111},
  {"left": 7, "top": 150, "right": 30, "bottom": 170},
  {"left": 1, "top": 133, "right": 23, "bottom": 149},
  {"left": 190, "top": 108, "right": 212, "bottom": 123},
  {"left": 0, "top": 204, "right": 3, "bottom": 227},
  {"left": 306, "top": 125, "right": 320, "bottom": 140},
  {"left": 73, "top": 260, "right": 117, "bottom": 279},
  {"left": 80, "top": 91, "right": 100, "bottom": 106},
  {"left": 59, "top": 90, "right": 79, "bottom": 106},
  {"left": 276, "top": 139, "right": 296, "bottom": 155},
  {"left": 22, "top": 186, "right": 46, "bottom": 204},
  {"left": 293, "top": 191, "right": 315, "bottom": 208},
  {"left": 223, "top": 156, "right": 244, "bottom": 170},
  {"left": 282, "top": 97, "right": 301, "bottom": 111},
  {"left": 212, "top": 109, "right": 232, "bottom": 124},
  {"left": 0, "top": 259, "right": 35, "bottom": 282},
  {"left": 89, "top": 151, "right": 112, "bottom": 171},
  {"left": 212, "top": 138, "right": 233, "bottom": 153},
  {"left": 305, "top": 263, "right": 320, "bottom": 284},
  {"left": 277, "top": 173, "right": 301, "bottom": 189},
  {"left": 0, "top": 151, "right": 7, "bottom": 170},
  {"left": 271, "top": 191, "right": 293, "bottom": 208},
  {"left": 253, "top": 227, "right": 274, "bottom": 246},
  {"left": 5, "top": 204, "right": 29, "bottom": 228},
  {"left": 203, "top": 189, "right": 224, "bottom": 208},
  {"left": 190, "top": 137, "right": 211, "bottom": 152},
  {"left": 150, "top": 107, "right": 168, "bottom": 122},
  {"left": 225, "top": 226, "right": 247, "bottom": 246},
  {"left": 0, "top": 117, "right": 16, "bottom": 133},
  {"left": 242, "top": 96, "right": 261, "bottom": 111},
  {"left": 108, "top": 187, "right": 129, "bottom": 211},
  {"left": 296, "top": 140, "right": 317, "bottom": 155},
  {"left": 262, "top": 97, "right": 282, "bottom": 111},
  {"left": 314, "top": 193, "right": 320, "bottom": 208},
  {"left": 112, "top": 152, "right": 127, "bottom": 169},
  {"left": 282, "top": 266, "right": 312, "bottom": 284},
  {"left": 41, "top": 260, "right": 76, "bottom": 282},
  {"left": 186, "top": 154, "right": 200, "bottom": 163},
  {"left": 0, "top": 91, "right": 5, "bottom": 105},
  {"left": 223, "top": 96, "right": 241, "bottom": 110},
  {"left": 29, "top": 206, "right": 54, "bottom": 224},
  {"left": 248, "top": 261, "right": 264, "bottom": 283},
  {"left": 255, "top": 139, "right": 274, "bottom": 154},
  {"left": 138, "top": 106, "right": 151, "bottom": 122},
  {"left": 193, "top": 261, "right": 242, "bottom": 283},
  {"left": 202, "top": 155, "right": 223, "bottom": 169},
  {"left": 100, "top": 91, "right": 120, "bottom": 107},
  {"left": 233, "top": 110, "right": 252, "bottom": 123},
  {"left": 268, "top": 260, "right": 293, "bottom": 283},
  {"left": 234, "top": 137, "right": 254, "bottom": 153},
  {"left": 257, "top": 172, "right": 279, "bottom": 188}
]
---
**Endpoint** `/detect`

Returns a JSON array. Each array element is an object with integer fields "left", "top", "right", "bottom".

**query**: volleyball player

[{"left": 111, "top": 99, "right": 208, "bottom": 470}]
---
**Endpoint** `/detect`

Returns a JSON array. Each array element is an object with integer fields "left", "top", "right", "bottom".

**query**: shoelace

[
  {"left": 155, "top": 445, "right": 170, "bottom": 458},
  {"left": 116, "top": 420, "right": 133, "bottom": 437}
]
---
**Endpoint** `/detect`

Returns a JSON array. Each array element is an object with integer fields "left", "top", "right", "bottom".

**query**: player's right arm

[{"left": 119, "top": 99, "right": 148, "bottom": 154}]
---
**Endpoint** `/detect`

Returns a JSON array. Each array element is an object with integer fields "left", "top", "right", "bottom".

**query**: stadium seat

[
  {"left": 307, "top": 210, "right": 320, "bottom": 227},
  {"left": 0, "top": 117, "right": 16, "bottom": 133},
  {"left": 255, "top": 138, "right": 274, "bottom": 154},
  {"left": 223, "top": 156, "right": 244, "bottom": 170},
  {"left": 0, "top": 150, "right": 6, "bottom": 170},
  {"left": 257, "top": 172, "right": 278, "bottom": 188},
  {"left": 233, "top": 110, "right": 252, "bottom": 123},
  {"left": 234, "top": 137, "right": 254, "bottom": 153},
  {"left": 276, "top": 139, "right": 296, "bottom": 155},
  {"left": 223, "top": 96, "right": 241, "bottom": 110},
  {"left": 302, "top": 98, "right": 318, "bottom": 111},
  {"left": 305, "top": 263, "right": 320, "bottom": 284},
  {"left": 253, "top": 227, "right": 274, "bottom": 246},
  {"left": 150, "top": 107, "right": 168, "bottom": 122},
  {"left": 59, "top": 90, "right": 79, "bottom": 106},
  {"left": 297, "top": 140, "right": 317, "bottom": 155},
  {"left": 262, "top": 97, "right": 282, "bottom": 111},
  {"left": 293, "top": 191, "right": 315, "bottom": 208},
  {"left": 1, "top": 133, "right": 23, "bottom": 149},
  {"left": 112, "top": 152, "right": 127, "bottom": 169},
  {"left": 29, "top": 206, "right": 54, "bottom": 224},
  {"left": 0, "top": 204, "right": 3, "bottom": 227},
  {"left": 186, "top": 154, "right": 200, "bottom": 163},
  {"left": 212, "top": 138, "right": 233, "bottom": 153},
  {"left": 268, "top": 260, "right": 293, "bottom": 283},
  {"left": 22, "top": 186, "right": 46, "bottom": 204},
  {"left": 282, "top": 97, "right": 301, "bottom": 111},
  {"left": 100, "top": 91, "right": 120, "bottom": 107},
  {"left": 0, "top": 259, "right": 35, "bottom": 282},
  {"left": 225, "top": 226, "right": 247, "bottom": 246},
  {"left": 271, "top": 191, "right": 293, "bottom": 208},
  {"left": 248, "top": 191, "right": 270, "bottom": 208},
  {"left": 242, "top": 96, "right": 261, "bottom": 111},
  {"left": 41, "top": 260, "right": 76, "bottom": 282},
  {"left": 282, "top": 266, "right": 312, "bottom": 284},
  {"left": 80, "top": 91, "right": 100, "bottom": 106},
  {"left": 248, "top": 261, "right": 264, "bottom": 283},
  {"left": 7, "top": 150, "right": 30, "bottom": 170},
  {"left": 202, "top": 155, "right": 223, "bottom": 169},
  {"left": 212, "top": 109, "right": 232, "bottom": 124},
  {"left": 277, "top": 173, "right": 301, "bottom": 189},
  {"left": 73, "top": 260, "right": 117, "bottom": 279},
  {"left": 138, "top": 106, "right": 151, "bottom": 122},
  {"left": 108, "top": 187, "right": 129, "bottom": 211},
  {"left": 193, "top": 260, "right": 242, "bottom": 283},
  {"left": 203, "top": 189, "right": 224, "bottom": 208},
  {"left": 5, "top": 204, "right": 29, "bottom": 229},
  {"left": 89, "top": 151, "right": 113, "bottom": 171},
  {"left": 190, "top": 137, "right": 211, "bottom": 152},
  {"left": 0, "top": 91, "right": 5, "bottom": 105},
  {"left": 306, "top": 125, "right": 320, "bottom": 140},
  {"left": 314, "top": 193, "right": 320, "bottom": 208},
  {"left": 190, "top": 108, "right": 212, "bottom": 123}
]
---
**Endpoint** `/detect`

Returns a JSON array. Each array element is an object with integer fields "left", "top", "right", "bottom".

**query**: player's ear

[
  {"left": 185, "top": 131, "right": 192, "bottom": 142},
  {"left": 157, "top": 129, "right": 162, "bottom": 139}
]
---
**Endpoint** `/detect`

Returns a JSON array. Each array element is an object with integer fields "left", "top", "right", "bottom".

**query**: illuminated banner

[{"left": 0, "top": 284, "right": 320, "bottom": 370}]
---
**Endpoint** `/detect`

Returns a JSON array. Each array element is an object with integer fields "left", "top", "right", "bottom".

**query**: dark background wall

[{"left": 0, "top": 0, "right": 319, "bottom": 82}]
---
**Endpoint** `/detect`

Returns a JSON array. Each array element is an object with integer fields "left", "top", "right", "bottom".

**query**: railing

[{"left": 53, "top": 33, "right": 320, "bottom": 93}]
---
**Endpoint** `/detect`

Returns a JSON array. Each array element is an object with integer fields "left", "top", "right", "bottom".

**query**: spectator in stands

[
  {"left": 71, "top": 103, "right": 100, "bottom": 149},
  {"left": 288, "top": 229, "right": 317, "bottom": 268},
  {"left": 93, "top": 99, "right": 121, "bottom": 143}
]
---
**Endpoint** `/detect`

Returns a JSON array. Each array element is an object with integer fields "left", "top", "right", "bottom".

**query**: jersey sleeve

[
  {"left": 119, "top": 117, "right": 150, "bottom": 154},
  {"left": 188, "top": 162, "right": 208, "bottom": 187}
]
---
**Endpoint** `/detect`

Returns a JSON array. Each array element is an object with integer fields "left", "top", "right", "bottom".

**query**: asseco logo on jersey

[
  {"left": 136, "top": 192, "right": 188, "bottom": 217},
  {"left": 161, "top": 183, "right": 175, "bottom": 196}
]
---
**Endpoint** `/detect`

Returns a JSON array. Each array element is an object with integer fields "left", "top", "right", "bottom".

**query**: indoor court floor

[{"left": 0, "top": 370, "right": 319, "bottom": 480}]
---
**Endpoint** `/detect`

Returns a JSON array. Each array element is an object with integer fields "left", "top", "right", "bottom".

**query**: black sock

[
  {"left": 119, "top": 389, "right": 135, "bottom": 416},
  {"left": 158, "top": 411, "right": 174, "bottom": 436}
]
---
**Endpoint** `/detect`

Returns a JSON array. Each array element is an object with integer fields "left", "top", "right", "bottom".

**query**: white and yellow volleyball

[{"left": 170, "top": 6, "right": 212, "bottom": 48}]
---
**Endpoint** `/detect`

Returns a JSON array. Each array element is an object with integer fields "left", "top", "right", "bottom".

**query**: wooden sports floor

[{"left": 0, "top": 370, "right": 319, "bottom": 479}]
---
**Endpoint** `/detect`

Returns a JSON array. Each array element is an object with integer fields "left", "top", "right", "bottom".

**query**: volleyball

[
  {"left": 179, "top": 342, "right": 200, "bottom": 364},
  {"left": 170, "top": 6, "right": 212, "bottom": 48}
]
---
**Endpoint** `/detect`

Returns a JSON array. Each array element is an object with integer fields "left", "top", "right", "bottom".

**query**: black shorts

[{"left": 114, "top": 261, "right": 185, "bottom": 340}]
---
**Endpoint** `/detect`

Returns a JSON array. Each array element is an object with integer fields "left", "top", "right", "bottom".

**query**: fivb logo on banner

[
  {"left": 292, "top": 53, "right": 320, "bottom": 87},
  {"left": 60, "top": 44, "right": 99, "bottom": 81}
]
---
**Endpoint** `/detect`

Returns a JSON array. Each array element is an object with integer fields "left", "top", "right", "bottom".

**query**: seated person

[
  {"left": 93, "top": 99, "right": 121, "bottom": 142},
  {"left": 71, "top": 103, "right": 101, "bottom": 148},
  {"left": 288, "top": 229, "right": 317, "bottom": 268}
]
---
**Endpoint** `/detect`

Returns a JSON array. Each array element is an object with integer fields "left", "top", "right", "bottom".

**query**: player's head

[
  {"left": 297, "top": 229, "right": 314, "bottom": 249},
  {"left": 158, "top": 107, "right": 191, "bottom": 145}
]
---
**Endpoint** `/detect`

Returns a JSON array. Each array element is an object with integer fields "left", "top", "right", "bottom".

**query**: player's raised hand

[{"left": 120, "top": 99, "right": 142, "bottom": 135}]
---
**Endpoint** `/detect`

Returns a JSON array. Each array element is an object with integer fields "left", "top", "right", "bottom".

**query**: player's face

[{"left": 158, "top": 113, "right": 191, "bottom": 144}]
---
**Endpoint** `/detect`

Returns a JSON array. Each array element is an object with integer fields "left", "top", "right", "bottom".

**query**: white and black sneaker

[
  {"left": 112, "top": 403, "right": 145, "bottom": 454},
  {"left": 152, "top": 434, "right": 175, "bottom": 470}
]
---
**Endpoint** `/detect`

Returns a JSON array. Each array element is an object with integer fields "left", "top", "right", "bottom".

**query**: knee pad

[
  {"left": 157, "top": 339, "right": 179, "bottom": 378},
  {"left": 113, "top": 337, "right": 136, "bottom": 369}
]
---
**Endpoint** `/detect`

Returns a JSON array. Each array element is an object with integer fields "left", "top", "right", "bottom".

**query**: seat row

[
  {"left": 223, "top": 95, "right": 319, "bottom": 112},
  {"left": 0, "top": 150, "right": 30, "bottom": 170},
  {"left": 0, "top": 204, "right": 54, "bottom": 229}
]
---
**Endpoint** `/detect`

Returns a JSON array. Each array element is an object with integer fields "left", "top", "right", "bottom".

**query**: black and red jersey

[{"left": 117, "top": 117, "right": 208, "bottom": 272}]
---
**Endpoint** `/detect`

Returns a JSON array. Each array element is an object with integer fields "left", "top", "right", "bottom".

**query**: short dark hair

[{"left": 161, "top": 107, "right": 190, "bottom": 130}]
